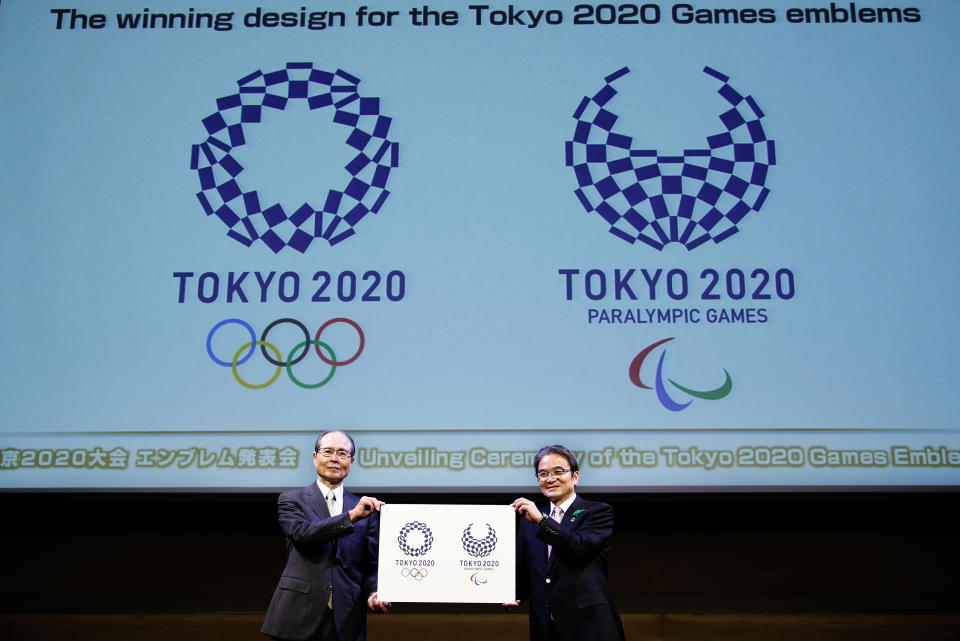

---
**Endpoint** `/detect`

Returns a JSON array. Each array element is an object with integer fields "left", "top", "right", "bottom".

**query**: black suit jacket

[
  {"left": 261, "top": 483, "right": 379, "bottom": 641},
  {"left": 516, "top": 496, "right": 625, "bottom": 641}
]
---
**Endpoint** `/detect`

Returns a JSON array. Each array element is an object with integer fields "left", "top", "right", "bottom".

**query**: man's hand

[
  {"left": 502, "top": 599, "right": 521, "bottom": 611},
  {"left": 349, "top": 496, "right": 385, "bottom": 522},
  {"left": 511, "top": 497, "right": 543, "bottom": 524},
  {"left": 368, "top": 591, "right": 391, "bottom": 612}
]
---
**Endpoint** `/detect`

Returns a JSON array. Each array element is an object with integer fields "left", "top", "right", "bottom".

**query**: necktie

[
  {"left": 547, "top": 506, "right": 563, "bottom": 559},
  {"left": 326, "top": 492, "right": 338, "bottom": 516},
  {"left": 326, "top": 492, "right": 337, "bottom": 609}
]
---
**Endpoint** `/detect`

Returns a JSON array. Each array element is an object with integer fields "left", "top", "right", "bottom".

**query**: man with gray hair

[{"left": 262, "top": 430, "right": 390, "bottom": 641}]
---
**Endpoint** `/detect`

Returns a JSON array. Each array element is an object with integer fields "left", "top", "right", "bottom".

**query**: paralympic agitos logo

[
  {"left": 468, "top": 572, "right": 488, "bottom": 585},
  {"left": 190, "top": 62, "right": 399, "bottom": 253},
  {"left": 629, "top": 338, "right": 732, "bottom": 411},
  {"left": 566, "top": 66, "right": 775, "bottom": 250}
]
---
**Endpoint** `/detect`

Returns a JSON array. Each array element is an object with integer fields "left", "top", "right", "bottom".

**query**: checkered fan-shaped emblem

[
  {"left": 190, "top": 62, "right": 399, "bottom": 253},
  {"left": 461, "top": 522, "right": 497, "bottom": 557},
  {"left": 565, "top": 66, "right": 775, "bottom": 250},
  {"left": 398, "top": 521, "right": 434, "bottom": 557}
]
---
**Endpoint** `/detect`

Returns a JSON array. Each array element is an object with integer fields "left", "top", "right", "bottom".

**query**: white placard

[{"left": 377, "top": 504, "right": 516, "bottom": 603}]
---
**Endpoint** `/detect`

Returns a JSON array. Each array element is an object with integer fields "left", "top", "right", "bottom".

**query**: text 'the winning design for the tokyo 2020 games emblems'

[
  {"left": 191, "top": 62, "right": 399, "bottom": 253},
  {"left": 566, "top": 66, "right": 775, "bottom": 250}
]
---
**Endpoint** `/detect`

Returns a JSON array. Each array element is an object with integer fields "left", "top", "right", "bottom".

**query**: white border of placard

[{"left": 378, "top": 504, "right": 515, "bottom": 603}]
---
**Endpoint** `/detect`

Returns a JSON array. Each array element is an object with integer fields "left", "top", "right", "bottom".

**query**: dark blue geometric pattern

[
  {"left": 460, "top": 522, "right": 497, "bottom": 557},
  {"left": 190, "top": 63, "right": 399, "bottom": 253},
  {"left": 565, "top": 67, "right": 775, "bottom": 250},
  {"left": 398, "top": 520, "right": 434, "bottom": 557}
]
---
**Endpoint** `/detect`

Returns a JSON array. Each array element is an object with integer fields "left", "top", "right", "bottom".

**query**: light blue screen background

[{"left": 1, "top": 0, "right": 958, "bottom": 489}]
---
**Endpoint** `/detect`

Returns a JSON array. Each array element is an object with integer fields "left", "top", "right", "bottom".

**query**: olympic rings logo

[
  {"left": 397, "top": 521, "right": 434, "bottom": 557},
  {"left": 206, "top": 317, "right": 364, "bottom": 389},
  {"left": 401, "top": 568, "right": 428, "bottom": 581}
]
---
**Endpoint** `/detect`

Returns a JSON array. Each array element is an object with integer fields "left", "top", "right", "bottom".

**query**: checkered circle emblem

[
  {"left": 566, "top": 66, "right": 775, "bottom": 250},
  {"left": 190, "top": 62, "right": 399, "bottom": 253},
  {"left": 461, "top": 522, "right": 497, "bottom": 557},
  {"left": 398, "top": 521, "right": 434, "bottom": 557}
]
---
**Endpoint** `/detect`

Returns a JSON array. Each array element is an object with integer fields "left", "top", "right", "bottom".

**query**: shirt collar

[{"left": 316, "top": 480, "right": 344, "bottom": 504}]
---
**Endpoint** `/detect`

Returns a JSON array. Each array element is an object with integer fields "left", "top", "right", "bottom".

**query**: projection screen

[{"left": 1, "top": 0, "right": 958, "bottom": 490}]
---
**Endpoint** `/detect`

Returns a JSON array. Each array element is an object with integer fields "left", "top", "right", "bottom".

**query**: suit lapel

[
  {"left": 545, "top": 541, "right": 557, "bottom": 573},
  {"left": 332, "top": 490, "right": 361, "bottom": 562},
  {"left": 305, "top": 482, "right": 331, "bottom": 518},
  {"left": 545, "top": 496, "right": 584, "bottom": 572},
  {"left": 342, "top": 489, "right": 359, "bottom": 514},
  {"left": 564, "top": 496, "right": 585, "bottom": 526}
]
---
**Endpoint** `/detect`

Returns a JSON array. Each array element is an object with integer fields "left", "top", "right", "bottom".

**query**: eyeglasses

[
  {"left": 536, "top": 467, "right": 570, "bottom": 480},
  {"left": 316, "top": 448, "right": 354, "bottom": 461}
]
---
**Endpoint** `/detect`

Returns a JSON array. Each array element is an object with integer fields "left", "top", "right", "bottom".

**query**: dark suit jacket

[
  {"left": 516, "top": 496, "right": 625, "bottom": 641},
  {"left": 261, "top": 483, "right": 379, "bottom": 641}
]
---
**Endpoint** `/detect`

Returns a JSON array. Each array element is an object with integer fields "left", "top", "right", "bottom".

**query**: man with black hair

[{"left": 509, "top": 444, "right": 626, "bottom": 641}]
